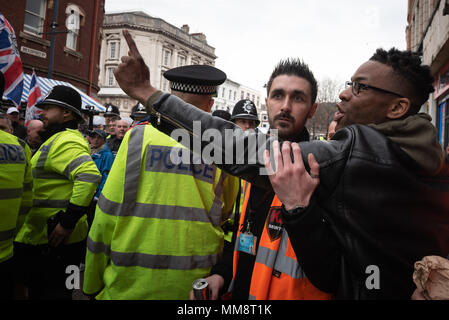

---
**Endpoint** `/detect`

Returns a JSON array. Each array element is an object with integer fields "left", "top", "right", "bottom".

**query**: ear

[
  {"left": 62, "top": 108, "right": 75, "bottom": 121},
  {"left": 386, "top": 98, "right": 411, "bottom": 119},
  {"left": 206, "top": 98, "right": 215, "bottom": 112},
  {"left": 307, "top": 103, "right": 318, "bottom": 119}
]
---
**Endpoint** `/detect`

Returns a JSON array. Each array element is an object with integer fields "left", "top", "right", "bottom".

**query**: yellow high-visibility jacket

[
  {"left": 15, "top": 129, "right": 100, "bottom": 245},
  {"left": 84, "top": 124, "right": 239, "bottom": 299},
  {"left": 0, "top": 131, "right": 33, "bottom": 263}
]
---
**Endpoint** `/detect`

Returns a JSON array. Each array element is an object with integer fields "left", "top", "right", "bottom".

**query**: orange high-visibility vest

[{"left": 230, "top": 182, "right": 333, "bottom": 300}]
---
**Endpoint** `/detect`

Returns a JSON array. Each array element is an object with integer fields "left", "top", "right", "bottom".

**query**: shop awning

[{"left": 21, "top": 74, "right": 105, "bottom": 112}]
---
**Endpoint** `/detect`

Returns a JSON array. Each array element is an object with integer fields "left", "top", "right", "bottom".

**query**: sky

[{"left": 105, "top": 0, "right": 408, "bottom": 98}]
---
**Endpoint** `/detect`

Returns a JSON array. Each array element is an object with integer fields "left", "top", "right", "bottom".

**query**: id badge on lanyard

[{"left": 239, "top": 220, "right": 257, "bottom": 256}]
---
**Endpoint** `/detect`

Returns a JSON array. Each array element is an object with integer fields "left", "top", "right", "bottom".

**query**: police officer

[
  {"left": 14, "top": 85, "right": 101, "bottom": 300},
  {"left": 84, "top": 62, "right": 239, "bottom": 299},
  {"left": 0, "top": 71, "right": 33, "bottom": 300},
  {"left": 222, "top": 100, "right": 260, "bottom": 244},
  {"left": 230, "top": 99, "right": 260, "bottom": 131},
  {"left": 103, "top": 103, "right": 120, "bottom": 137},
  {"left": 130, "top": 102, "right": 147, "bottom": 125}
]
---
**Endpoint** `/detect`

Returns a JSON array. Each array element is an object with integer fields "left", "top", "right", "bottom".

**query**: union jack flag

[
  {"left": 25, "top": 71, "right": 42, "bottom": 126},
  {"left": 0, "top": 13, "right": 23, "bottom": 107}
]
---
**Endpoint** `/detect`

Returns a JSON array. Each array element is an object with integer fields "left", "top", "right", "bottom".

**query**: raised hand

[
  {"left": 114, "top": 29, "right": 157, "bottom": 103},
  {"left": 264, "top": 140, "right": 320, "bottom": 210}
]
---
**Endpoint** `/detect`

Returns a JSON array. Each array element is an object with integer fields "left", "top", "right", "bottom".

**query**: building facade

[
  {"left": 2, "top": 0, "right": 105, "bottom": 98},
  {"left": 406, "top": 0, "right": 449, "bottom": 148},
  {"left": 98, "top": 11, "right": 217, "bottom": 117},
  {"left": 213, "top": 79, "right": 240, "bottom": 112}
]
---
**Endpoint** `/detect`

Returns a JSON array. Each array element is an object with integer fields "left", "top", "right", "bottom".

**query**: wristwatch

[{"left": 283, "top": 203, "right": 308, "bottom": 215}]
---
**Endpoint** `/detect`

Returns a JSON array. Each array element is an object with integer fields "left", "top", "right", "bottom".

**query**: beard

[{"left": 38, "top": 119, "right": 79, "bottom": 141}]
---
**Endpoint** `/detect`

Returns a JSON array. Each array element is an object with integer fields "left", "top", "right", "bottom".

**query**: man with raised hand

[
  {"left": 83, "top": 30, "right": 238, "bottom": 300},
  {"left": 113, "top": 31, "right": 449, "bottom": 300}
]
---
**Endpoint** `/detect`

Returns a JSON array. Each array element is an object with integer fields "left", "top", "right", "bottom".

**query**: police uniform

[
  {"left": 222, "top": 100, "right": 261, "bottom": 243},
  {"left": 0, "top": 131, "right": 32, "bottom": 299},
  {"left": 103, "top": 104, "right": 120, "bottom": 119},
  {"left": 103, "top": 103, "right": 120, "bottom": 139},
  {"left": 230, "top": 99, "right": 260, "bottom": 126},
  {"left": 84, "top": 65, "right": 239, "bottom": 299},
  {"left": 14, "top": 85, "right": 101, "bottom": 299},
  {"left": 130, "top": 102, "right": 147, "bottom": 124}
]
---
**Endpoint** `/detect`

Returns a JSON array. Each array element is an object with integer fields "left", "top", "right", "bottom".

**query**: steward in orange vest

[{"left": 212, "top": 181, "right": 333, "bottom": 300}]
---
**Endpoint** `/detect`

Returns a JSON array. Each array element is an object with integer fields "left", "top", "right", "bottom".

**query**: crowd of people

[{"left": 1, "top": 28, "right": 449, "bottom": 301}]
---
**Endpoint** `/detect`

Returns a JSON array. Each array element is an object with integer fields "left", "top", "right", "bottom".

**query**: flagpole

[{"left": 48, "top": 0, "right": 59, "bottom": 79}]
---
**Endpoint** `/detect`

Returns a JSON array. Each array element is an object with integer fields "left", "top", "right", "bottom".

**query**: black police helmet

[
  {"left": 230, "top": 99, "right": 260, "bottom": 125},
  {"left": 104, "top": 103, "right": 121, "bottom": 118},
  {"left": 36, "top": 85, "right": 84, "bottom": 123}
]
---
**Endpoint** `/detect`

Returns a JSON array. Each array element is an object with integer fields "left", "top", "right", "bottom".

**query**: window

[
  {"left": 229, "top": 90, "right": 232, "bottom": 100},
  {"left": 222, "top": 88, "right": 226, "bottom": 98},
  {"left": 109, "top": 42, "right": 119, "bottom": 59},
  {"left": 252, "top": 94, "right": 255, "bottom": 102},
  {"left": 65, "top": 5, "right": 83, "bottom": 51},
  {"left": 241, "top": 91, "right": 244, "bottom": 100},
  {"left": 178, "top": 55, "right": 186, "bottom": 67},
  {"left": 246, "top": 93, "right": 250, "bottom": 99},
  {"left": 107, "top": 67, "right": 115, "bottom": 86},
  {"left": 24, "top": 0, "right": 46, "bottom": 35},
  {"left": 163, "top": 49, "right": 171, "bottom": 67},
  {"left": 234, "top": 91, "right": 236, "bottom": 101}
]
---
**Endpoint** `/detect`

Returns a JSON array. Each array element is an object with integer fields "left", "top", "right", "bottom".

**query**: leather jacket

[{"left": 145, "top": 91, "right": 449, "bottom": 299}]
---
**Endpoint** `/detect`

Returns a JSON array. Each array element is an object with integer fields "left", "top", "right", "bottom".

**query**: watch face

[{"left": 266, "top": 206, "right": 283, "bottom": 241}]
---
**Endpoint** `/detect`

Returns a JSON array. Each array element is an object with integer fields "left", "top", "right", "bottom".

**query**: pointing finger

[{"left": 123, "top": 29, "right": 141, "bottom": 58}]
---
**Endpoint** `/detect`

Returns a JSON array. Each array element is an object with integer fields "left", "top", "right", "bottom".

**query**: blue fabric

[{"left": 91, "top": 143, "right": 115, "bottom": 198}]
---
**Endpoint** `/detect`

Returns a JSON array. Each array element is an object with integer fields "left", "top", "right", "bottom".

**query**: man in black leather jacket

[{"left": 114, "top": 32, "right": 449, "bottom": 300}]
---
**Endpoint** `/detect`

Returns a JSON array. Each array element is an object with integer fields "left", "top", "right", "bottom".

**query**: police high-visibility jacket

[
  {"left": 84, "top": 124, "right": 239, "bottom": 300},
  {"left": 0, "top": 131, "right": 33, "bottom": 263},
  {"left": 15, "top": 129, "right": 101, "bottom": 245},
  {"left": 230, "top": 182, "right": 333, "bottom": 300}
]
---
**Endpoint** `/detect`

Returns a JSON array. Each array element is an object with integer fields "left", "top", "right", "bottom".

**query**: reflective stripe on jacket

[
  {"left": 231, "top": 182, "right": 333, "bottom": 300},
  {"left": 84, "top": 124, "right": 239, "bottom": 299},
  {"left": 0, "top": 131, "right": 33, "bottom": 263},
  {"left": 15, "top": 129, "right": 100, "bottom": 245}
]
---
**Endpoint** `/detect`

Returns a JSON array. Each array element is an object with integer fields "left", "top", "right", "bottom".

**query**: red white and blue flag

[
  {"left": 25, "top": 71, "right": 42, "bottom": 126},
  {"left": 0, "top": 13, "right": 23, "bottom": 107}
]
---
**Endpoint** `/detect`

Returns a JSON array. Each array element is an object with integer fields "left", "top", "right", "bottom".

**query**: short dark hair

[
  {"left": 370, "top": 48, "right": 434, "bottom": 114},
  {"left": 266, "top": 58, "right": 318, "bottom": 105}
]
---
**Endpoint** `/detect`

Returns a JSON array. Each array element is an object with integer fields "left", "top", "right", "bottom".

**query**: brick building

[
  {"left": 406, "top": 0, "right": 449, "bottom": 148},
  {"left": 2, "top": 0, "right": 105, "bottom": 104}
]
